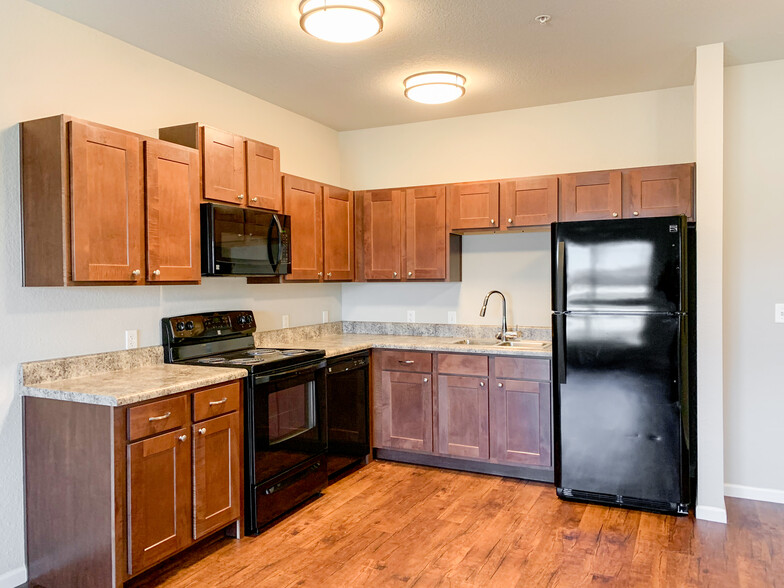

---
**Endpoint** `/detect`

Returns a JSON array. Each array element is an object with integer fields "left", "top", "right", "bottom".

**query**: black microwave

[{"left": 201, "top": 203, "right": 291, "bottom": 276}]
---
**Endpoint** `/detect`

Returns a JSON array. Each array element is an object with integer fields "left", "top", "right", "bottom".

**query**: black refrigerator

[{"left": 551, "top": 215, "right": 695, "bottom": 515}]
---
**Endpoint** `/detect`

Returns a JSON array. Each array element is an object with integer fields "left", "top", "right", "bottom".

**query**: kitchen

[{"left": 2, "top": 1, "right": 784, "bottom": 586}]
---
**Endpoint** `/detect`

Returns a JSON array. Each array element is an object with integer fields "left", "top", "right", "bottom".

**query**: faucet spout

[{"left": 480, "top": 290, "right": 508, "bottom": 341}]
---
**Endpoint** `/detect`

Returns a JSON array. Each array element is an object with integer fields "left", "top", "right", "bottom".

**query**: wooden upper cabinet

[
  {"left": 560, "top": 170, "right": 622, "bottom": 221},
  {"left": 144, "top": 139, "right": 200, "bottom": 283},
  {"left": 127, "top": 427, "right": 191, "bottom": 574},
  {"left": 624, "top": 163, "right": 694, "bottom": 220},
  {"left": 361, "top": 189, "right": 405, "bottom": 280},
  {"left": 69, "top": 120, "right": 145, "bottom": 283},
  {"left": 448, "top": 182, "right": 500, "bottom": 230},
  {"left": 246, "top": 139, "right": 281, "bottom": 211},
  {"left": 323, "top": 185, "right": 354, "bottom": 282},
  {"left": 283, "top": 175, "right": 323, "bottom": 281},
  {"left": 377, "top": 370, "right": 433, "bottom": 452},
  {"left": 406, "top": 186, "right": 447, "bottom": 280},
  {"left": 192, "top": 413, "right": 241, "bottom": 540},
  {"left": 202, "top": 126, "right": 245, "bottom": 205},
  {"left": 502, "top": 177, "right": 558, "bottom": 228},
  {"left": 436, "top": 375, "right": 489, "bottom": 460}
]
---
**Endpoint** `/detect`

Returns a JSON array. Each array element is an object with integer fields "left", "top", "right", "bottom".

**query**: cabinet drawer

[
  {"left": 493, "top": 357, "right": 551, "bottom": 381},
  {"left": 193, "top": 380, "right": 241, "bottom": 422},
  {"left": 128, "top": 395, "right": 189, "bottom": 442},
  {"left": 379, "top": 350, "right": 432, "bottom": 373},
  {"left": 437, "top": 353, "right": 488, "bottom": 376}
]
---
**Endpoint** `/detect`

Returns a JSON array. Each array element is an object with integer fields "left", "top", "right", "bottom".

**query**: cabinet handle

[
  {"left": 237, "top": 194, "right": 244, "bottom": 200},
  {"left": 400, "top": 360, "right": 415, "bottom": 364},
  {"left": 131, "top": 269, "right": 141, "bottom": 278},
  {"left": 152, "top": 269, "right": 161, "bottom": 276},
  {"left": 424, "top": 377, "right": 429, "bottom": 383},
  {"left": 498, "top": 382, "right": 503, "bottom": 388},
  {"left": 480, "top": 382, "right": 485, "bottom": 387},
  {"left": 198, "top": 427, "right": 207, "bottom": 435},
  {"left": 612, "top": 212, "right": 619, "bottom": 217},
  {"left": 148, "top": 411, "right": 171, "bottom": 422},
  {"left": 490, "top": 219, "right": 495, "bottom": 225},
  {"left": 251, "top": 197, "right": 259, "bottom": 202},
  {"left": 208, "top": 397, "right": 228, "bottom": 406},
  {"left": 178, "top": 435, "right": 187, "bottom": 442},
  {"left": 633, "top": 211, "right": 639, "bottom": 216}
]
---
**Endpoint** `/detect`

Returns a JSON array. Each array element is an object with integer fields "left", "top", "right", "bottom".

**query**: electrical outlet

[
  {"left": 407, "top": 310, "right": 416, "bottom": 323},
  {"left": 282, "top": 315, "right": 290, "bottom": 328},
  {"left": 125, "top": 330, "right": 139, "bottom": 350},
  {"left": 776, "top": 303, "right": 784, "bottom": 324},
  {"left": 322, "top": 310, "right": 329, "bottom": 324},
  {"left": 447, "top": 311, "right": 457, "bottom": 324}
]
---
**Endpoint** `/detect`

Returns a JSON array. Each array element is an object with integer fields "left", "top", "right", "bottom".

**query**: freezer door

[
  {"left": 554, "top": 313, "right": 687, "bottom": 505},
  {"left": 552, "top": 216, "right": 687, "bottom": 313}
]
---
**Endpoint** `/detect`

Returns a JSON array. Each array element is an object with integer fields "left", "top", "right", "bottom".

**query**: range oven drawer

[{"left": 250, "top": 455, "right": 327, "bottom": 533}]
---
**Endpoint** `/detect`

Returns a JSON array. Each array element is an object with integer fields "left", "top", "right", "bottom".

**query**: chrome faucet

[{"left": 480, "top": 290, "right": 517, "bottom": 342}]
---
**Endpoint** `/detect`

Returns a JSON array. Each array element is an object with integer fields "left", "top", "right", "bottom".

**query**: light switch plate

[
  {"left": 776, "top": 303, "right": 784, "bottom": 324},
  {"left": 282, "top": 315, "right": 290, "bottom": 328},
  {"left": 448, "top": 311, "right": 457, "bottom": 324},
  {"left": 407, "top": 310, "right": 416, "bottom": 323},
  {"left": 125, "top": 330, "right": 138, "bottom": 350}
]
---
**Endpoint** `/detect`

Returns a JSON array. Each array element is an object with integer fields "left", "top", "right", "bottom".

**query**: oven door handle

[{"left": 254, "top": 359, "right": 327, "bottom": 385}]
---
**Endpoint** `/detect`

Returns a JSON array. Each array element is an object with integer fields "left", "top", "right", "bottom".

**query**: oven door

[{"left": 249, "top": 361, "right": 327, "bottom": 485}]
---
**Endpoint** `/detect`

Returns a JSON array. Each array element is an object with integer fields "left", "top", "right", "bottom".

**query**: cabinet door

[
  {"left": 144, "top": 140, "right": 200, "bottom": 283},
  {"left": 192, "top": 412, "right": 241, "bottom": 540},
  {"left": 502, "top": 177, "right": 558, "bottom": 228},
  {"left": 323, "top": 186, "right": 354, "bottom": 281},
  {"left": 246, "top": 139, "right": 282, "bottom": 211},
  {"left": 283, "top": 175, "right": 324, "bottom": 281},
  {"left": 448, "top": 182, "right": 500, "bottom": 230},
  {"left": 377, "top": 370, "right": 432, "bottom": 452},
  {"left": 202, "top": 126, "right": 244, "bottom": 205},
  {"left": 624, "top": 163, "right": 694, "bottom": 220},
  {"left": 560, "top": 171, "right": 622, "bottom": 221},
  {"left": 69, "top": 121, "right": 144, "bottom": 283},
  {"left": 127, "top": 428, "right": 190, "bottom": 574},
  {"left": 406, "top": 186, "right": 447, "bottom": 280},
  {"left": 489, "top": 379, "right": 551, "bottom": 466},
  {"left": 436, "top": 375, "right": 489, "bottom": 459},
  {"left": 362, "top": 189, "right": 404, "bottom": 280}
]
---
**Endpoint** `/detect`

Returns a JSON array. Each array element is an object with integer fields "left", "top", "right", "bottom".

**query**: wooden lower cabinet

[
  {"left": 24, "top": 379, "right": 243, "bottom": 587},
  {"left": 436, "top": 375, "right": 489, "bottom": 459},
  {"left": 489, "top": 378, "right": 552, "bottom": 467},
  {"left": 377, "top": 370, "right": 433, "bottom": 452}
]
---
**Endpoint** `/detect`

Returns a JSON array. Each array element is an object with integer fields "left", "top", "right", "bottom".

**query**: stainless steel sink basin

[
  {"left": 495, "top": 340, "right": 551, "bottom": 349},
  {"left": 451, "top": 339, "right": 500, "bottom": 346}
]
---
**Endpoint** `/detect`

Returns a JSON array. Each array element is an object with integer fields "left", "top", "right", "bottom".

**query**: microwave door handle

[{"left": 269, "top": 215, "right": 284, "bottom": 268}]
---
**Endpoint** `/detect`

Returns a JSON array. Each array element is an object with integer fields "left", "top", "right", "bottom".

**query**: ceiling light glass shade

[
  {"left": 404, "top": 72, "right": 467, "bottom": 104},
  {"left": 299, "top": 0, "right": 384, "bottom": 43}
]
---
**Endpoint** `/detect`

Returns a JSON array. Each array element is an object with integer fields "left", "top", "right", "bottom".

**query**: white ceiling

[{"left": 29, "top": 0, "right": 784, "bottom": 131}]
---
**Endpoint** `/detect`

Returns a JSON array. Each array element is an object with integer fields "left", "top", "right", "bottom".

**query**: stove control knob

[
  {"left": 176, "top": 321, "right": 186, "bottom": 332},
  {"left": 185, "top": 321, "right": 195, "bottom": 330}
]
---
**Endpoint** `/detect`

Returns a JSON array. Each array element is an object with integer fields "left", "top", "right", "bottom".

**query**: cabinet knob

[
  {"left": 327, "top": 272, "right": 332, "bottom": 278},
  {"left": 408, "top": 271, "right": 413, "bottom": 277},
  {"left": 424, "top": 378, "right": 428, "bottom": 383},
  {"left": 198, "top": 428, "right": 207, "bottom": 435},
  {"left": 178, "top": 435, "right": 187, "bottom": 442},
  {"left": 498, "top": 383, "right": 503, "bottom": 388},
  {"left": 131, "top": 269, "right": 141, "bottom": 278},
  {"left": 318, "top": 272, "right": 323, "bottom": 277},
  {"left": 480, "top": 382, "right": 485, "bottom": 387},
  {"left": 490, "top": 219, "right": 495, "bottom": 225},
  {"left": 393, "top": 272, "right": 398, "bottom": 277},
  {"left": 508, "top": 218, "right": 513, "bottom": 223},
  {"left": 237, "top": 194, "right": 244, "bottom": 200},
  {"left": 633, "top": 211, "right": 639, "bottom": 216},
  {"left": 152, "top": 269, "right": 161, "bottom": 276},
  {"left": 612, "top": 212, "right": 619, "bottom": 218},
  {"left": 252, "top": 197, "right": 259, "bottom": 202}
]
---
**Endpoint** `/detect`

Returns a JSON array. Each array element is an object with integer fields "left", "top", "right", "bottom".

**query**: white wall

[
  {"left": 0, "top": 1, "right": 343, "bottom": 583},
  {"left": 339, "top": 88, "right": 695, "bottom": 328},
  {"left": 724, "top": 59, "right": 784, "bottom": 503}
]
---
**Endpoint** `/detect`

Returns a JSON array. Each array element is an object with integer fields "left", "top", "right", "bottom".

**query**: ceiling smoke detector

[
  {"left": 535, "top": 14, "right": 551, "bottom": 24},
  {"left": 299, "top": 0, "right": 385, "bottom": 43}
]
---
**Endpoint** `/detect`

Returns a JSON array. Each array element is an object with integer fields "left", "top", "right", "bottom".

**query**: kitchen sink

[
  {"left": 495, "top": 340, "right": 551, "bottom": 349},
  {"left": 451, "top": 339, "right": 501, "bottom": 346}
]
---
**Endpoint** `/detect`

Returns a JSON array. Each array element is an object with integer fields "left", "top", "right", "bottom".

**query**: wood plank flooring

[{"left": 128, "top": 461, "right": 784, "bottom": 587}]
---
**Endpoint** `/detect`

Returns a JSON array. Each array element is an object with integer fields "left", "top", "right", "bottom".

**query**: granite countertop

[{"left": 260, "top": 333, "right": 552, "bottom": 359}]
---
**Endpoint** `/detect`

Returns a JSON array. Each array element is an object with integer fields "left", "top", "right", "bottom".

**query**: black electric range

[{"left": 161, "top": 310, "right": 328, "bottom": 534}]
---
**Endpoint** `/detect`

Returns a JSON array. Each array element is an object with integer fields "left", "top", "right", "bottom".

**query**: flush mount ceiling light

[
  {"left": 299, "top": 0, "right": 384, "bottom": 43},
  {"left": 403, "top": 71, "right": 467, "bottom": 105}
]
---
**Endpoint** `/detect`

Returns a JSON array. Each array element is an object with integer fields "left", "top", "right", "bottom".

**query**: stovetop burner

[
  {"left": 280, "top": 349, "right": 308, "bottom": 356},
  {"left": 198, "top": 357, "right": 227, "bottom": 364},
  {"left": 247, "top": 349, "right": 277, "bottom": 356}
]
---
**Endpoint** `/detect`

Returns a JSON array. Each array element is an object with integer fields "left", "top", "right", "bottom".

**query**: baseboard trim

[
  {"left": 695, "top": 504, "right": 728, "bottom": 524},
  {"left": 725, "top": 483, "right": 784, "bottom": 504},
  {"left": 0, "top": 566, "right": 27, "bottom": 588}
]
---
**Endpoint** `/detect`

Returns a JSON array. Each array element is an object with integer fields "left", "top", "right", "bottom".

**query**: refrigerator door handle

[
  {"left": 555, "top": 241, "right": 566, "bottom": 312},
  {"left": 556, "top": 313, "right": 567, "bottom": 384}
]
